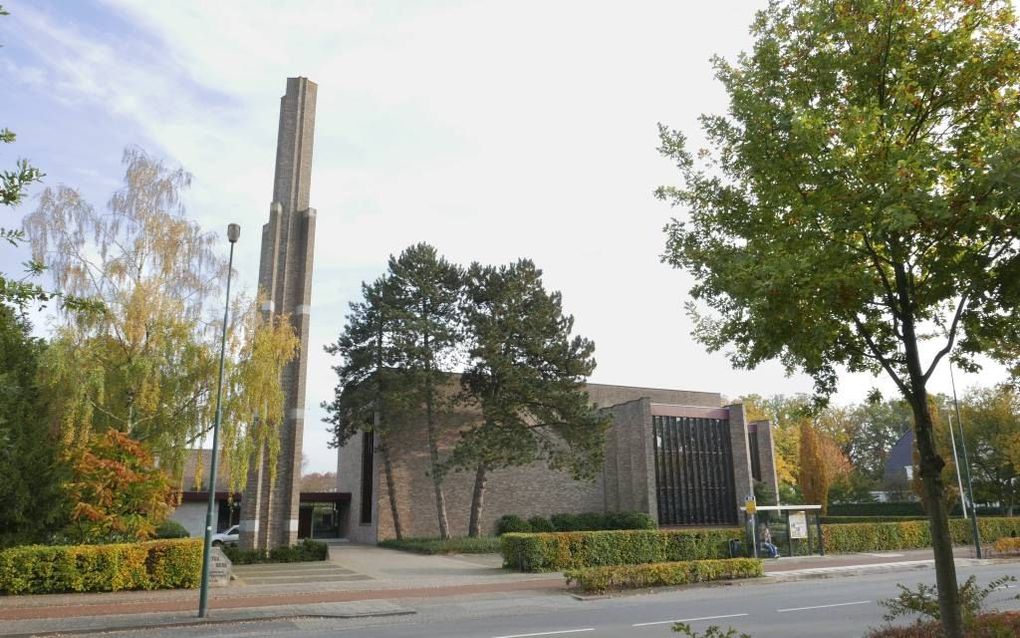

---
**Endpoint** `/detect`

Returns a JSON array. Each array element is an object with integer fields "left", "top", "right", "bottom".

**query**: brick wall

[
  {"left": 750, "top": 420, "right": 780, "bottom": 505},
  {"left": 726, "top": 403, "right": 755, "bottom": 521},
  {"left": 344, "top": 380, "right": 730, "bottom": 541}
]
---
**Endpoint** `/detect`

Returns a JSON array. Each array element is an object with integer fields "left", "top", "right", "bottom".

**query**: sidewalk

[{"left": 0, "top": 543, "right": 1004, "bottom": 636}]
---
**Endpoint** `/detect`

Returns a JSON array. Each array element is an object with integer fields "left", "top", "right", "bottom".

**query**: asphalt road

[{"left": 92, "top": 563, "right": 1020, "bottom": 638}]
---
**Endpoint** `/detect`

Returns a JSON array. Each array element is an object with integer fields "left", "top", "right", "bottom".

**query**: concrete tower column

[{"left": 240, "top": 77, "right": 318, "bottom": 550}]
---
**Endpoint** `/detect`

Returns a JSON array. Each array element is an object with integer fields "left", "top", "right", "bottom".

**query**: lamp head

[{"left": 227, "top": 223, "right": 240, "bottom": 243}]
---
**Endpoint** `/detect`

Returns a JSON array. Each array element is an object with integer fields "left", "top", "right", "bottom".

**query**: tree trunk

[
  {"left": 468, "top": 464, "right": 488, "bottom": 538},
  {"left": 911, "top": 398, "right": 963, "bottom": 637},
  {"left": 378, "top": 435, "right": 403, "bottom": 540},
  {"left": 373, "top": 321, "right": 403, "bottom": 539},
  {"left": 423, "top": 342, "right": 450, "bottom": 539},
  {"left": 896, "top": 263, "right": 963, "bottom": 638}
]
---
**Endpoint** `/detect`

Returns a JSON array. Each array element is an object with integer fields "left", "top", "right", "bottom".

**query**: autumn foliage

[
  {"left": 798, "top": 421, "right": 851, "bottom": 515},
  {"left": 63, "top": 430, "right": 173, "bottom": 543}
]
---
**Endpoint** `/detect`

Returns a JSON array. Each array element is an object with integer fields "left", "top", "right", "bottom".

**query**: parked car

[{"left": 211, "top": 525, "right": 239, "bottom": 546}]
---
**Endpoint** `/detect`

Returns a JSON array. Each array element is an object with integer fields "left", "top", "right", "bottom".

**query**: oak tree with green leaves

[
  {"left": 450, "top": 260, "right": 608, "bottom": 537},
  {"left": 658, "top": 2, "right": 1020, "bottom": 634}
]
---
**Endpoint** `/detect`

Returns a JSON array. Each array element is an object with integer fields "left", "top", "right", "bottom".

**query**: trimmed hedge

[
  {"left": 497, "top": 515, "right": 532, "bottom": 535},
  {"left": 565, "top": 558, "right": 764, "bottom": 593},
  {"left": 821, "top": 517, "right": 1020, "bottom": 553},
  {"left": 550, "top": 511, "right": 657, "bottom": 532},
  {"left": 528, "top": 516, "right": 555, "bottom": 533},
  {"left": 155, "top": 520, "right": 190, "bottom": 539},
  {"left": 827, "top": 502, "right": 1004, "bottom": 517},
  {"left": 821, "top": 516, "right": 928, "bottom": 524},
  {"left": 0, "top": 539, "right": 202, "bottom": 594},
  {"left": 501, "top": 528, "right": 741, "bottom": 572},
  {"left": 992, "top": 537, "right": 1020, "bottom": 555},
  {"left": 497, "top": 511, "right": 656, "bottom": 535},
  {"left": 378, "top": 536, "right": 502, "bottom": 555},
  {"left": 223, "top": 539, "right": 328, "bottom": 564}
]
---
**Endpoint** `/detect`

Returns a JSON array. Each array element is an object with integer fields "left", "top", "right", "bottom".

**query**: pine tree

[
  {"left": 385, "top": 244, "right": 463, "bottom": 540},
  {"left": 323, "top": 277, "right": 409, "bottom": 538},
  {"left": 450, "top": 260, "right": 608, "bottom": 537},
  {"left": 0, "top": 306, "right": 67, "bottom": 546}
]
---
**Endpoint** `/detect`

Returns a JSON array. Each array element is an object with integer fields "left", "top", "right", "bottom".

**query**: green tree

[
  {"left": 742, "top": 393, "right": 812, "bottom": 490},
  {"left": 449, "top": 260, "right": 609, "bottom": 537},
  {"left": 323, "top": 277, "right": 410, "bottom": 539},
  {"left": 849, "top": 394, "right": 913, "bottom": 482},
  {"left": 657, "top": 2, "right": 1020, "bottom": 634},
  {"left": 960, "top": 385, "right": 1020, "bottom": 515},
  {"left": 0, "top": 306, "right": 67, "bottom": 547},
  {"left": 386, "top": 244, "right": 463, "bottom": 539}
]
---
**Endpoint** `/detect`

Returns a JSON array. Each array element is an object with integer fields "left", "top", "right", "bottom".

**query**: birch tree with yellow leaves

[{"left": 24, "top": 148, "right": 297, "bottom": 492}]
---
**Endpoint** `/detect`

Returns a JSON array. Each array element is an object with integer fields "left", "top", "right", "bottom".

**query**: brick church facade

[{"left": 337, "top": 381, "right": 779, "bottom": 543}]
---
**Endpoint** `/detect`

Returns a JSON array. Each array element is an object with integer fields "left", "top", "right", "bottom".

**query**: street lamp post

[
  {"left": 949, "top": 361, "right": 981, "bottom": 559},
  {"left": 198, "top": 223, "right": 240, "bottom": 618}
]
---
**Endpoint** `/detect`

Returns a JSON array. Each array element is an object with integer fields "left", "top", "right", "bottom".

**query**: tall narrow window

[
  {"left": 359, "top": 431, "right": 374, "bottom": 524},
  {"left": 652, "top": 416, "right": 737, "bottom": 526},
  {"left": 748, "top": 428, "right": 762, "bottom": 482}
]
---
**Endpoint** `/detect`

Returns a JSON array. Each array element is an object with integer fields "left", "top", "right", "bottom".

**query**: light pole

[
  {"left": 198, "top": 223, "right": 240, "bottom": 618},
  {"left": 947, "top": 412, "right": 967, "bottom": 519},
  {"left": 949, "top": 361, "right": 981, "bottom": 558}
]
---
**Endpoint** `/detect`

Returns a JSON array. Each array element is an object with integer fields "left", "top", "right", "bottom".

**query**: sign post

[{"left": 744, "top": 496, "right": 757, "bottom": 558}]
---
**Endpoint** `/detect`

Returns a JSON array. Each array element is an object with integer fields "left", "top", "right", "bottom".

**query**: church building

[{"left": 337, "top": 381, "right": 779, "bottom": 543}]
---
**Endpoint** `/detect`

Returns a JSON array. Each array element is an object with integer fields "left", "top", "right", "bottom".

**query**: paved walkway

[{"left": 0, "top": 543, "right": 1005, "bottom": 636}]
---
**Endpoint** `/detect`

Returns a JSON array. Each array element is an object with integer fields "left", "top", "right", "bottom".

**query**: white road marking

[
  {"left": 492, "top": 629, "right": 595, "bottom": 638},
  {"left": 777, "top": 600, "right": 871, "bottom": 613},
  {"left": 633, "top": 613, "right": 749, "bottom": 627}
]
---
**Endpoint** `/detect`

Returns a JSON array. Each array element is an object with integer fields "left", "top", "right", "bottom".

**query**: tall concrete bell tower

[{"left": 240, "top": 77, "right": 317, "bottom": 550}]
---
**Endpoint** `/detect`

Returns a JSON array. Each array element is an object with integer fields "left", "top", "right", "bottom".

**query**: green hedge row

[
  {"left": 501, "top": 528, "right": 741, "bottom": 572},
  {"left": 821, "top": 517, "right": 1020, "bottom": 553},
  {"left": 222, "top": 539, "right": 328, "bottom": 564},
  {"left": 565, "top": 558, "right": 764, "bottom": 593},
  {"left": 0, "top": 539, "right": 202, "bottom": 594},
  {"left": 827, "top": 502, "right": 1004, "bottom": 517},
  {"left": 496, "top": 512, "right": 656, "bottom": 535},
  {"left": 378, "top": 536, "right": 502, "bottom": 555},
  {"left": 821, "top": 516, "right": 929, "bottom": 524}
]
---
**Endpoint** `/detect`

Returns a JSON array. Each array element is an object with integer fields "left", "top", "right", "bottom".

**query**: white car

[{"left": 211, "top": 525, "right": 239, "bottom": 546}]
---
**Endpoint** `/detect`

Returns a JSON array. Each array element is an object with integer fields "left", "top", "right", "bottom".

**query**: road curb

[{"left": 0, "top": 602, "right": 416, "bottom": 638}]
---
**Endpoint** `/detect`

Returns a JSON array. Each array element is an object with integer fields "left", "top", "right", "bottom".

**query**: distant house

[
  {"left": 169, "top": 449, "right": 347, "bottom": 539},
  {"left": 882, "top": 429, "right": 918, "bottom": 500}
]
